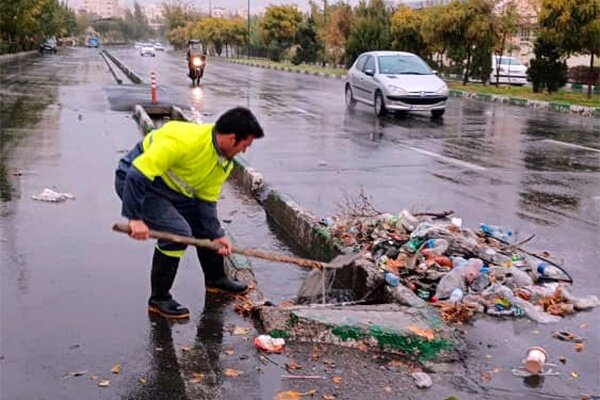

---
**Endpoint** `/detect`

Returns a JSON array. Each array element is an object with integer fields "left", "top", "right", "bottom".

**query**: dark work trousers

[{"left": 115, "top": 168, "right": 226, "bottom": 282}]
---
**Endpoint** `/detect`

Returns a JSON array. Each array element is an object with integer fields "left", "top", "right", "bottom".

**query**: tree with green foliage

[
  {"left": 0, "top": 0, "right": 76, "bottom": 53},
  {"left": 537, "top": 0, "right": 599, "bottom": 98},
  {"left": 390, "top": 6, "right": 425, "bottom": 57},
  {"left": 345, "top": 0, "right": 390, "bottom": 67},
  {"left": 421, "top": 6, "right": 447, "bottom": 72},
  {"left": 259, "top": 4, "right": 303, "bottom": 61},
  {"left": 527, "top": 37, "right": 568, "bottom": 93},
  {"left": 322, "top": 2, "right": 354, "bottom": 66},
  {"left": 491, "top": 0, "right": 520, "bottom": 86},
  {"left": 292, "top": 15, "right": 322, "bottom": 64}
]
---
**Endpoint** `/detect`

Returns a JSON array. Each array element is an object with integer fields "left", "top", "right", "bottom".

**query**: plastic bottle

[
  {"left": 492, "top": 253, "right": 512, "bottom": 268},
  {"left": 537, "top": 262, "right": 568, "bottom": 281},
  {"left": 398, "top": 210, "right": 418, "bottom": 232},
  {"left": 384, "top": 272, "right": 399, "bottom": 287},
  {"left": 400, "top": 238, "right": 424, "bottom": 254},
  {"left": 435, "top": 268, "right": 467, "bottom": 299},
  {"left": 410, "top": 223, "right": 446, "bottom": 240},
  {"left": 502, "top": 266, "right": 534, "bottom": 289},
  {"left": 421, "top": 239, "right": 449, "bottom": 258},
  {"left": 479, "top": 223, "right": 513, "bottom": 242},
  {"left": 469, "top": 267, "right": 490, "bottom": 293}
]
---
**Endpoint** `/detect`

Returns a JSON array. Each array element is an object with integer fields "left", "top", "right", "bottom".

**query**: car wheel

[
  {"left": 345, "top": 85, "right": 356, "bottom": 108},
  {"left": 374, "top": 91, "right": 386, "bottom": 116},
  {"left": 431, "top": 109, "right": 445, "bottom": 118}
]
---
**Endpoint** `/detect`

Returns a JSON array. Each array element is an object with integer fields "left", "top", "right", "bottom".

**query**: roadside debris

[
  {"left": 320, "top": 206, "right": 599, "bottom": 324},
  {"left": 411, "top": 371, "right": 432, "bottom": 388},
  {"left": 32, "top": 188, "right": 75, "bottom": 203},
  {"left": 254, "top": 335, "right": 285, "bottom": 353},
  {"left": 524, "top": 346, "right": 547, "bottom": 374}
]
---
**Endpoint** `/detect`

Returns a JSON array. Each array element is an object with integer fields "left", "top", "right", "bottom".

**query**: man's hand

[
  {"left": 128, "top": 219, "right": 149, "bottom": 240},
  {"left": 213, "top": 236, "right": 232, "bottom": 256}
]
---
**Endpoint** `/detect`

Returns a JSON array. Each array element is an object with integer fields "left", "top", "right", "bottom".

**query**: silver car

[{"left": 345, "top": 51, "right": 448, "bottom": 118}]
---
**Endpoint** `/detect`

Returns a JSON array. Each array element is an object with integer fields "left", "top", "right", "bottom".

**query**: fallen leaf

[
  {"left": 356, "top": 342, "right": 368, "bottom": 352},
  {"left": 97, "top": 379, "right": 110, "bottom": 387},
  {"left": 110, "top": 364, "right": 121, "bottom": 374},
  {"left": 224, "top": 368, "right": 243, "bottom": 377},
  {"left": 310, "top": 345, "right": 320, "bottom": 361},
  {"left": 322, "top": 395, "right": 336, "bottom": 400},
  {"left": 189, "top": 372, "right": 204, "bottom": 384},
  {"left": 273, "top": 390, "right": 301, "bottom": 400},
  {"left": 234, "top": 301, "right": 255, "bottom": 317},
  {"left": 384, "top": 386, "right": 392, "bottom": 393},
  {"left": 232, "top": 326, "right": 250, "bottom": 336},
  {"left": 224, "top": 349, "right": 234, "bottom": 356},
  {"left": 285, "top": 361, "right": 302, "bottom": 370},
  {"left": 388, "top": 360, "right": 404, "bottom": 368},
  {"left": 571, "top": 371, "right": 579, "bottom": 379},
  {"left": 480, "top": 372, "right": 492, "bottom": 382},
  {"left": 407, "top": 325, "right": 435, "bottom": 341},
  {"left": 138, "top": 377, "right": 147, "bottom": 384},
  {"left": 331, "top": 376, "right": 343, "bottom": 385},
  {"left": 575, "top": 343, "right": 584, "bottom": 352}
]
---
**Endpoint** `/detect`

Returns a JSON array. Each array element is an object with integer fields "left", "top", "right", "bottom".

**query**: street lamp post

[{"left": 247, "top": 0, "right": 250, "bottom": 58}]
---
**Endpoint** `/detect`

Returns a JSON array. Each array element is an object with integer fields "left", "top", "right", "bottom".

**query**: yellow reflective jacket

[{"left": 133, "top": 121, "right": 233, "bottom": 202}]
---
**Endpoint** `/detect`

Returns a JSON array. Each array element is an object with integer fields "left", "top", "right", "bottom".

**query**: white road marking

[
  {"left": 403, "top": 145, "right": 487, "bottom": 171},
  {"left": 542, "top": 139, "right": 600, "bottom": 153},
  {"left": 288, "top": 105, "right": 317, "bottom": 117}
]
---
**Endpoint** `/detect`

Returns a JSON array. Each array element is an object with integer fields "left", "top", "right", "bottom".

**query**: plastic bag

[
  {"left": 559, "top": 288, "right": 600, "bottom": 310},
  {"left": 253, "top": 335, "right": 285, "bottom": 353}
]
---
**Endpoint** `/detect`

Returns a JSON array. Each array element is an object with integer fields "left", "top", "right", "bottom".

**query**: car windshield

[
  {"left": 496, "top": 57, "right": 522, "bottom": 66},
  {"left": 377, "top": 55, "right": 432, "bottom": 75}
]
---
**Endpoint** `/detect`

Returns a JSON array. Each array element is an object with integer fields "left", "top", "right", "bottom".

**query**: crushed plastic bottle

[
  {"left": 410, "top": 223, "right": 447, "bottom": 240},
  {"left": 400, "top": 238, "right": 424, "bottom": 254},
  {"left": 479, "top": 223, "right": 513, "bottom": 242},
  {"left": 398, "top": 210, "right": 418, "bottom": 232}
]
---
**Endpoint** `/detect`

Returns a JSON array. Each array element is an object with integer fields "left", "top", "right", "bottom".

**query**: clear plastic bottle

[
  {"left": 479, "top": 223, "right": 513, "bottom": 242},
  {"left": 421, "top": 239, "right": 449, "bottom": 257},
  {"left": 536, "top": 262, "right": 568, "bottom": 281},
  {"left": 435, "top": 268, "right": 467, "bottom": 299}
]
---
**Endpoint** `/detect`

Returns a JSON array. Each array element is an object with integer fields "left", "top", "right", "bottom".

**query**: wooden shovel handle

[{"left": 112, "top": 223, "right": 324, "bottom": 270}]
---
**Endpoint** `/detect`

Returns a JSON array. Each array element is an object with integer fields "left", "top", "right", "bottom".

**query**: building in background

[
  {"left": 143, "top": 4, "right": 164, "bottom": 29},
  {"left": 82, "top": 0, "right": 120, "bottom": 18}
]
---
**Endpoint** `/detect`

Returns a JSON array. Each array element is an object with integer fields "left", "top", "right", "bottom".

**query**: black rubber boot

[
  {"left": 205, "top": 276, "right": 248, "bottom": 294},
  {"left": 197, "top": 247, "right": 248, "bottom": 294},
  {"left": 148, "top": 249, "right": 190, "bottom": 319}
]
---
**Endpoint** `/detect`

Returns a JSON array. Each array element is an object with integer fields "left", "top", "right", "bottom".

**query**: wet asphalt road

[{"left": 1, "top": 46, "right": 599, "bottom": 399}]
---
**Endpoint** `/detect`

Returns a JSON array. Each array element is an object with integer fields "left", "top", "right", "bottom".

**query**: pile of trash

[{"left": 320, "top": 210, "right": 599, "bottom": 324}]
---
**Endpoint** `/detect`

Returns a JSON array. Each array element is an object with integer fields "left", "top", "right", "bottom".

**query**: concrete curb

[
  {"left": 0, "top": 51, "right": 38, "bottom": 66},
  {"left": 99, "top": 51, "right": 122, "bottom": 84},
  {"left": 449, "top": 90, "right": 600, "bottom": 118},
  {"left": 102, "top": 49, "right": 143, "bottom": 84},
  {"left": 214, "top": 57, "right": 599, "bottom": 118}
]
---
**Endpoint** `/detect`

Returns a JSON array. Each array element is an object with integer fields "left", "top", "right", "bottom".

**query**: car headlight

[
  {"left": 388, "top": 85, "right": 407, "bottom": 94},
  {"left": 436, "top": 85, "right": 448, "bottom": 95}
]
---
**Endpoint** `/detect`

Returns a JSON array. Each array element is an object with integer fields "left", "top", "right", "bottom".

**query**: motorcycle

[{"left": 188, "top": 54, "right": 206, "bottom": 86}]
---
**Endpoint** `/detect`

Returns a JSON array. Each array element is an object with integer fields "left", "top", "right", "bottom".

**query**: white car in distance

[{"left": 140, "top": 43, "right": 156, "bottom": 57}]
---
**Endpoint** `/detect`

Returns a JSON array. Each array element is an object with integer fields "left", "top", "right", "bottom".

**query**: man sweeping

[{"left": 115, "top": 107, "right": 264, "bottom": 319}]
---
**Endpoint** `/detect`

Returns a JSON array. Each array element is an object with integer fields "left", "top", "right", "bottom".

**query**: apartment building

[{"left": 82, "top": 0, "right": 120, "bottom": 18}]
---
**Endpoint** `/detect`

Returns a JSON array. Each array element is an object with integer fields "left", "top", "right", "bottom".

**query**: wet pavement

[{"left": 1, "top": 47, "right": 599, "bottom": 399}]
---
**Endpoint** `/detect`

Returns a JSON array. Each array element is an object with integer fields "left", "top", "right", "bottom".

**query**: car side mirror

[
  {"left": 364, "top": 68, "right": 375, "bottom": 76},
  {"left": 432, "top": 70, "right": 439, "bottom": 76}
]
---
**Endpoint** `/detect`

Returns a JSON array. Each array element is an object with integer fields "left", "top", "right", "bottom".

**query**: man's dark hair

[{"left": 215, "top": 107, "right": 264, "bottom": 143}]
